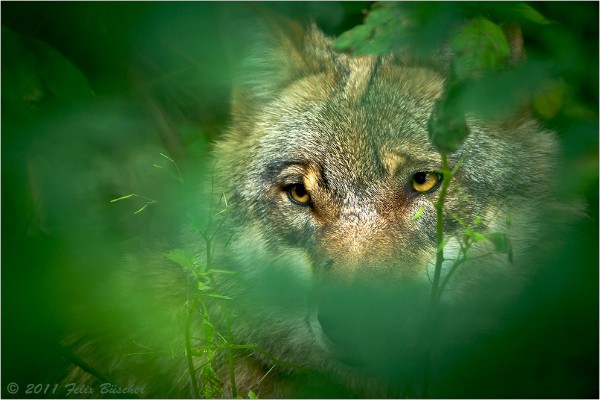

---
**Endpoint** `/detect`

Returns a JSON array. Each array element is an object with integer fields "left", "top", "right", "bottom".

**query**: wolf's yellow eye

[
  {"left": 412, "top": 172, "right": 441, "bottom": 193},
  {"left": 287, "top": 184, "right": 311, "bottom": 205}
]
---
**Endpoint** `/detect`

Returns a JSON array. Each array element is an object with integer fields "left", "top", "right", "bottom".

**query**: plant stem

[
  {"left": 226, "top": 309, "right": 238, "bottom": 398},
  {"left": 438, "top": 241, "right": 470, "bottom": 296},
  {"left": 430, "top": 153, "right": 451, "bottom": 305},
  {"left": 185, "top": 300, "right": 201, "bottom": 398},
  {"left": 61, "top": 348, "right": 124, "bottom": 389},
  {"left": 422, "top": 152, "right": 451, "bottom": 398}
]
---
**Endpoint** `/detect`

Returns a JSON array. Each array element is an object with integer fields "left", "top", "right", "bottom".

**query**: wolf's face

[
  {"left": 240, "top": 61, "right": 446, "bottom": 278},
  {"left": 212, "top": 24, "right": 558, "bottom": 384},
  {"left": 221, "top": 62, "right": 446, "bottom": 376}
]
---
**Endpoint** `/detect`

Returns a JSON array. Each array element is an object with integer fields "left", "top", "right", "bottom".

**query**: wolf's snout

[{"left": 308, "top": 282, "right": 429, "bottom": 371}]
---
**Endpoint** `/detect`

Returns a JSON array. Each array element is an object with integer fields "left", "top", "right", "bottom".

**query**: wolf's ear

[{"left": 226, "top": 11, "right": 333, "bottom": 122}]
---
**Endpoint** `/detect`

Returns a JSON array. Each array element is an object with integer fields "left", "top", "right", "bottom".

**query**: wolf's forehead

[
  {"left": 261, "top": 114, "right": 435, "bottom": 185},
  {"left": 263, "top": 95, "right": 434, "bottom": 172},
  {"left": 259, "top": 59, "right": 443, "bottom": 175}
]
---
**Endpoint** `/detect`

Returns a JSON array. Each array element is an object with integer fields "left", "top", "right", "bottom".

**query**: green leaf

[
  {"left": 202, "top": 293, "right": 233, "bottom": 301},
  {"left": 486, "top": 232, "right": 510, "bottom": 252},
  {"left": 199, "top": 362, "right": 223, "bottom": 398},
  {"left": 1, "top": 27, "right": 92, "bottom": 117},
  {"left": 202, "top": 319, "right": 216, "bottom": 342},
  {"left": 333, "top": 2, "right": 412, "bottom": 55},
  {"left": 485, "top": 232, "right": 514, "bottom": 263},
  {"left": 451, "top": 17, "right": 510, "bottom": 80},
  {"left": 133, "top": 204, "right": 150, "bottom": 214},
  {"left": 461, "top": 3, "right": 551, "bottom": 27},
  {"left": 509, "top": 2, "right": 551, "bottom": 25},
  {"left": 197, "top": 281, "right": 213, "bottom": 292},
  {"left": 334, "top": 25, "right": 372, "bottom": 52},
  {"left": 437, "top": 238, "right": 450, "bottom": 253},
  {"left": 205, "top": 269, "right": 237, "bottom": 276},
  {"left": 412, "top": 206, "right": 425, "bottom": 221},
  {"left": 248, "top": 390, "right": 259, "bottom": 399},
  {"left": 110, "top": 194, "right": 136, "bottom": 202},
  {"left": 505, "top": 211, "right": 512, "bottom": 228},
  {"left": 428, "top": 86, "right": 470, "bottom": 153},
  {"left": 471, "top": 231, "right": 487, "bottom": 243},
  {"left": 533, "top": 79, "right": 567, "bottom": 119},
  {"left": 164, "top": 248, "right": 196, "bottom": 270}
]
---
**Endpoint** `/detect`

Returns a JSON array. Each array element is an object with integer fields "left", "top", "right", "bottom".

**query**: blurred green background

[{"left": 2, "top": 2, "right": 598, "bottom": 398}]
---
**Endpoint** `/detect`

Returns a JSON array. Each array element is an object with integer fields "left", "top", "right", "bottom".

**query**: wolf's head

[{"left": 212, "top": 18, "right": 563, "bottom": 391}]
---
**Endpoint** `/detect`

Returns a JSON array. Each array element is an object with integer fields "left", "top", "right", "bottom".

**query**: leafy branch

[
  {"left": 166, "top": 182, "right": 300, "bottom": 398},
  {"left": 108, "top": 154, "right": 283, "bottom": 398}
]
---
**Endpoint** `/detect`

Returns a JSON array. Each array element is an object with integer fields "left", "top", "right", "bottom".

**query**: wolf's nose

[
  {"left": 310, "top": 281, "right": 430, "bottom": 371},
  {"left": 312, "top": 286, "right": 385, "bottom": 366}
]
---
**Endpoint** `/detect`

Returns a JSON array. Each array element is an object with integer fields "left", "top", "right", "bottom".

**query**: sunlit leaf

[
  {"left": 202, "top": 293, "right": 233, "bottom": 301},
  {"left": 333, "top": 2, "right": 411, "bottom": 55},
  {"left": 205, "top": 269, "right": 237, "bottom": 277},
  {"left": 412, "top": 206, "right": 425, "bottom": 221},
  {"left": 465, "top": 227, "right": 486, "bottom": 242},
  {"left": 110, "top": 194, "right": 136, "bottom": 202},
  {"left": 202, "top": 319, "right": 216, "bottom": 342},
  {"left": 164, "top": 248, "right": 196, "bottom": 270}
]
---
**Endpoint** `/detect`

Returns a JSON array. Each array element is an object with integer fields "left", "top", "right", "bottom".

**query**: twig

[
  {"left": 422, "top": 152, "right": 452, "bottom": 398},
  {"left": 184, "top": 300, "right": 201, "bottom": 398}
]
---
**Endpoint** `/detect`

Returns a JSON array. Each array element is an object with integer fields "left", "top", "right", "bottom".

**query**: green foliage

[
  {"left": 334, "top": 1, "right": 598, "bottom": 129},
  {"left": 427, "top": 86, "right": 470, "bottom": 153},
  {"left": 451, "top": 17, "right": 510, "bottom": 80},
  {"left": 2, "top": 27, "right": 92, "bottom": 121},
  {"left": 427, "top": 14, "right": 514, "bottom": 153},
  {"left": 334, "top": 2, "right": 551, "bottom": 56},
  {"left": 160, "top": 180, "right": 291, "bottom": 398},
  {"left": 164, "top": 248, "right": 196, "bottom": 272},
  {"left": 334, "top": 2, "right": 462, "bottom": 56},
  {"left": 333, "top": 3, "right": 408, "bottom": 55},
  {"left": 465, "top": 2, "right": 551, "bottom": 27}
]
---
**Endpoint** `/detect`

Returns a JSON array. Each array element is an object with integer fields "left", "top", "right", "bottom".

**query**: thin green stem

[
  {"left": 429, "top": 152, "right": 452, "bottom": 306},
  {"left": 438, "top": 238, "right": 471, "bottom": 296},
  {"left": 185, "top": 300, "right": 201, "bottom": 399},
  {"left": 61, "top": 348, "right": 124, "bottom": 389},
  {"left": 422, "top": 152, "right": 452, "bottom": 398},
  {"left": 225, "top": 309, "right": 238, "bottom": 398}
]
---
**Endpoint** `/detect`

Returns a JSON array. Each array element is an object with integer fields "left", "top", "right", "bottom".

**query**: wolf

[{"left": 62, "top": 16, "right": 574, "bottom": 399}]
